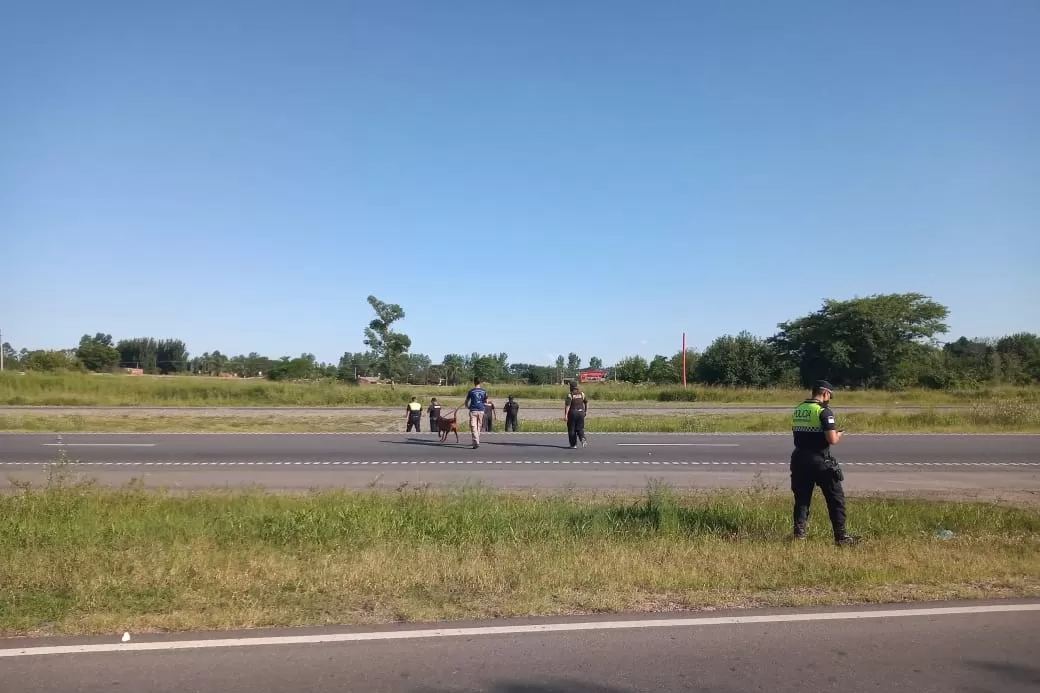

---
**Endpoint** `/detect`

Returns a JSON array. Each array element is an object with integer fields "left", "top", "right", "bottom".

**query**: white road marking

[
  {"left": 40, "top": 443, "right": 157, "bottom": 447},
  {"left": 615, "top": 443, "right": 740, "bottom": 447},
  {"left": 2, "top": 603, "right": 1037, "bottom": 659},
  {"left": 4, "top": 431, "right": 1040, "bottom": 437},
  {"left": 1, "top": 461, "right": 1038, "bottom": 467}
]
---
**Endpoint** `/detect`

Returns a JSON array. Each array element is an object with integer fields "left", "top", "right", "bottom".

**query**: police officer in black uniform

[
  {"left": 564, "top": 382, "right": 589, "bottom": 448},
  {"left": 427, "top": 397, "right": 442, "bottom": 433},
  {"left": 405, "top": 396, "right": 422, "bottom": 433},
  {"left": 503, "top": 395, "right": 520, "bottom": 432},
  {"left": 790, "top": 380, "right": 859, "bottom": 545}
]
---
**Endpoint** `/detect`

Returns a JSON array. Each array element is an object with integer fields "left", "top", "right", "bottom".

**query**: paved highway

[
  {"left": 4, "top": 601, "right": 1039, "bottom": 692},
  {"left": 2, "top": 432, "right": 1037, "bottom": 491}
]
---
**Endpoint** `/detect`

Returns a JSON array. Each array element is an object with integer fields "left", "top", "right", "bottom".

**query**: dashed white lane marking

[
  {"left": 39, "top": 443, "right": 158, "bottom": 447},
  {"left": 1, "top": 461, "right": 1038, "bottom": 468},
  {"left": 616, "top": 443, "right": 740, "bottom": 447},
  {"left": 2, "top": 603, "right": 1038, "bottom": 659},
  {"left": 4, "top": 432, "right": 1040, "bottom": 437}
]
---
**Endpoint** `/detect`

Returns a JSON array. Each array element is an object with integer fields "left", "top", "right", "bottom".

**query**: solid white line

[
  {"left": 615, "top": 443, "right": 739, "bottom": 447},
  {"left": 40, "top": 443, "right": 157, "bottom": 448},
  {"left": 2, "top": 604, "right": 1037, "bottom": 658}
]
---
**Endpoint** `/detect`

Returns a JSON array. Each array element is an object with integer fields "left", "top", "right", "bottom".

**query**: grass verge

[
  {"left": 4, "top": 372, "right": 1040, "bottom": 407},
  {"left": 1, "top": 482, "right": 1037, "bottom": 637},
  {"left": 3, "top": 403, "right": 1040, "bottom": 434}
]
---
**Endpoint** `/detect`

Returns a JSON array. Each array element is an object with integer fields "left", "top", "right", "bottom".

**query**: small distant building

[{"left": 578, "top": 369, "right": 609, "bottom": 383}]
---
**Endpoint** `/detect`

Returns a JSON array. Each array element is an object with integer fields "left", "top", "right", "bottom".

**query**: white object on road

[{"left": 121, "top": 632, "right": 131, "bottom": 643}]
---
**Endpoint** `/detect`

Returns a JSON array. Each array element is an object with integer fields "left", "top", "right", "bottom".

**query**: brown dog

[{"left": 436, "top": 408, "right": 460, "bottom": 443}]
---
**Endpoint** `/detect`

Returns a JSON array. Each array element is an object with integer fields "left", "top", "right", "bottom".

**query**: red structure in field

[{"left": 578, "top": 369, "right": 609, "bottom": 383}]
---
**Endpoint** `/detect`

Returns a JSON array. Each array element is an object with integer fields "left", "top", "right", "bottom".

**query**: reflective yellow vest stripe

[
  {"left": 791, "top": 401, "right": 823, "bottom": 432},
  {"left": 408, "top": 402, "right": 421, "bottom": 412}
]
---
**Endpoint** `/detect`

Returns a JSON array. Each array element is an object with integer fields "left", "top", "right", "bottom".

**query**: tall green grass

[
  {"left": 3, "top": 372, "right": 1040, "bottom": 407},
  {"left": 1, "top": 484, "right": 1037, "bottom": 636}
]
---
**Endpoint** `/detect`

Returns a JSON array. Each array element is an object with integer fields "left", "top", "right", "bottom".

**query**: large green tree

[
  {"left": 669, "top": 349, "right": 699, "bottom": 384},
  {"left": 23, "top": 349, "right": 81, "bottom": 372},
  {"left": 75, "top": 333, "right": 120, "bottom": 372},
  {"left": 613, "top": 355, "right": 648, "bottom": 383},
  {"left": 1, "top": 342, "right": 19, "bottom": 369},
  {"left": 338, "top": 351, "right": 378, "bottom": 381},
  {"left": 362, "top": 296, "right": 412, "bottom": 382},
  {"left": 588, "top": 356, "right": 604, "bottom": 370},
  {"left": 118, "top": 338, "right": 189, "bottom": 374},
  {"left": 441, "top": 354, "right": 466, "bottom": 386},
  {"left": 266, "top": 354, "right": 320, "bottom": 381},
  {"left": 995, "top": 333, "right": 1040, "bottom": 384},
  {"left": 647, "top": 355, "right": 678, "bottom": 384},
  {"left": 770, "top": 293, "right": 950, "bottom": 388},
  {"left": 696, "top": 332, "right": 780, "bottom": 387}
]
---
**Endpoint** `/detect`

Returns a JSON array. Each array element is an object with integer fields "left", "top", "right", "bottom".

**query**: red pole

[{"left": 682, "top": 332, "right": 687, "bottom": 389}]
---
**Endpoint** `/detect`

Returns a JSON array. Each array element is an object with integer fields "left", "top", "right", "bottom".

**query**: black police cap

[{"left": 814, "top": 380, "right": 834, "bottom": 393}]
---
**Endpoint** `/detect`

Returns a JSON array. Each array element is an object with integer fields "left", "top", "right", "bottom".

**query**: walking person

[
  {"left": 790, "top": 380, "right": 859, "bottom": 546},
  {"left": 564, "top": 382, "right": 589, "bottom": 448},
  {"left": 463, "top": 378, "right": 488, "bottom": 449},
  {"left": 405, "top": 396, "right": 422, "bottom": 433},
  {"left": 427, "top": 397, "right": 442, "bottom": 433},
  {"left": 484, "top": 399, "right": 496, "bottom": 432},
  {"left": 503, "top": 395, "right": 520, "bottom": 432}
]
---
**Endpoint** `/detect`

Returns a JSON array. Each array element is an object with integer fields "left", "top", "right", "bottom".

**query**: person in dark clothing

[
  {"left": 483, "top": 400, "right": 496, "bottom": 432},
  {"left": 427, "top": 397, "right": 442, "bottom": 433},
  {"left": 790, "top": 380, "right": 859, "bottom": 546},
  {"left": 405, "top": 396, "right": 422, "bottom": 433},
  {"left": 503, "top": 395, "right": 520, "bottom": 432},
  {"left": 564, "top": 382, "right": 588, "bottom": 448}
]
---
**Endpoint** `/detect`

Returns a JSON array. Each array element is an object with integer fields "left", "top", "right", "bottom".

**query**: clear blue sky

[{"left": 2, "top": 1, "right": 1038, "bottom": 366}]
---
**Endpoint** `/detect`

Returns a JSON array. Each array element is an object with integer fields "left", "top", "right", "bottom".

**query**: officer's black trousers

[
  {"left": 406, "top": 416, "right": 421, "bottom": 433},
  {"left": 504, "top": 415, "right": 518, "bottom": 432},
  {"left": 567, "top": 413, "right": 586, "bottom": 447},
  {"left": 429, "top": 417, "right": 438, "bottom": 432},
  {"left": 790, "top": 450, "right": 847, "bottom": 539}
]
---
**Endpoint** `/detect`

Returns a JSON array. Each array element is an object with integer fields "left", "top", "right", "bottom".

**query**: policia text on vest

[
  {"left": 789, "top": 381, "right": 858, "bottom": 546},
  {"left": 406, "top": 399, "right": 422, "bottom": 433}
]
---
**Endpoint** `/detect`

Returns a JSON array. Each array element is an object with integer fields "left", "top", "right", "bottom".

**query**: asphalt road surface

[
  {"left": 2, "top": 432, "right": 1037, "bottom": 492},
  {"left": 5, "top": 601, "right": 1039, "bottom": 692}
]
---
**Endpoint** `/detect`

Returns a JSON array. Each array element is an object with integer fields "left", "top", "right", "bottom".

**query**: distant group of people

[
  {"left": 404, "top": 384, "right": 522, "bottom": 444},
  {"left": 404, "top": 378, "right": 585, "bottom": 449}
]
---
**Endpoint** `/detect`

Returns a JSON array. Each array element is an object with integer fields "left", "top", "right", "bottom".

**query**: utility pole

[{"left": 682, "top": 332, "right": 687, "bottom": 389}]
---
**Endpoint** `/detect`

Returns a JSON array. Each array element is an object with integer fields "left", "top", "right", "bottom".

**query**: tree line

[{"left": 3, "top": 293, "right": 1038, "bottom": 389}]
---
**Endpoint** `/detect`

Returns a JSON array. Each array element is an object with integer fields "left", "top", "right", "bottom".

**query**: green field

[
  {"left": 3, "top": 402, "right": 1039, "bottom": 433},
  {"left": 2, "top": 483, "right": 1037, "bottom": 637},
  {"left": 3, "top": 372, "right": 1040, "bottom": 407}
]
